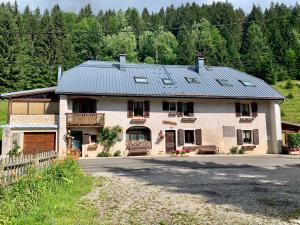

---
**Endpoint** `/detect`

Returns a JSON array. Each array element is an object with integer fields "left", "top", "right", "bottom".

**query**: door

[
  {"left": 23, "top": 132, "right": 56, "bottom": 155},
  {"left": 71, "top": 131, "right": 82, "bottom": 156},
  {"left": 165, "top": 130, "right": 176, "bottom": 154}
]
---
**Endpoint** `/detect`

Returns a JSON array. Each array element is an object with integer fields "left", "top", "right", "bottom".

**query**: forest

[{"left": 0, "top": 1, "right": 299, "bottom": 92}]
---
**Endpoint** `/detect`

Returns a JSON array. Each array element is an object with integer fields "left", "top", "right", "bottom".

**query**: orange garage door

[{"left": 23, "top": 132, "right": 56, "bottom": 155}]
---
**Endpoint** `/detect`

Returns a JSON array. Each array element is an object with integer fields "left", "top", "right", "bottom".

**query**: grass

[
  {"left": 0, "top": 100, "right": 7, "bottom": 141},
  {"left": 273, "top": 80, "right": 300, "bottom": 124},
  {"left": 0, "top": 158, "right": 99, "bottom": 225}
]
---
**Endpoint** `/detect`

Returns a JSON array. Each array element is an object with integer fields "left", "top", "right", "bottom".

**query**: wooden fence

[{"left": 0, "top": 151, "right": 58, "bottom": 185}]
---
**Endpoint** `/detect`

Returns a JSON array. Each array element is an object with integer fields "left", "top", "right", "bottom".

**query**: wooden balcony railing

[
  {"left": 66, "top": 113, "right": 105, "bottom": 127},
  {"left": 126, "top": 140, "right": 152, "bottom": 150}
]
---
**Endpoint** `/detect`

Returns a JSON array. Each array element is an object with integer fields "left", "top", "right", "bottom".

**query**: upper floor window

[
  {"left": 128, "top": 100, "right": 150, "bottom": 118},
  {"left": 240, "top": 103, "right": 250, "bottom": 117},
  {"left": 162, "top": 78, "right": 174, "bottom": 85},
  {"left": 134, "top": 77, "right": 148, "bottom": 84},
  {"left": 185, "top": 77, "right": 200, "bottom": 84},
  {"left": 162, "top": 102, "right": 176, "bottom": 112},
  {"left": 133, "top": 101, "right": 144, "bottom": 117},
  {"left": 11, "top": 101, "right": 59, "bottom": 115},
  {"left": 216, "top": 79, "right": 232, "bottom": 86},
  {"left": 73, "top": 99, "right": 96, "bottom": 113},
  {"left": 182, "top": 102, "right": 194, "bottom": 116}
]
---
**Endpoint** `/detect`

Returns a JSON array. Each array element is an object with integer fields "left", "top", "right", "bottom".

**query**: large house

[{"left": 1, "top": 55, "right": 284, "bottom": 157}]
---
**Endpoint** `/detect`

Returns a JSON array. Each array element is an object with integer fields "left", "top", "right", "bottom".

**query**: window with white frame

[{"left": 243, "top": 130, "right": 252, "bottom": 144}]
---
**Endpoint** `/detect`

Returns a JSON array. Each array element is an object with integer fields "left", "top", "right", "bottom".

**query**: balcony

[{"left": 66, "top": 113, "right": 105, "bottom": 127}]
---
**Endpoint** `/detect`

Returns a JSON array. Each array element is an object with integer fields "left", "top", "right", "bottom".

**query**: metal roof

[
  {"left": 1, "top": 87, "right": 56, "bottom": 98},
  {"left": 55, "top": 61, "right": 284, "bottom": 100}
]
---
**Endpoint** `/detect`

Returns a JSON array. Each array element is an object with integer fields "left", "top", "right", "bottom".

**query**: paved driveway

[{"left": 79, "top": 155, "right": 300, "bottom": 223}]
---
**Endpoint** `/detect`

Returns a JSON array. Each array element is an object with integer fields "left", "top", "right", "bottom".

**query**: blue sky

[{"left": 1, "top": 0, "right": 299, "bottom": 13}]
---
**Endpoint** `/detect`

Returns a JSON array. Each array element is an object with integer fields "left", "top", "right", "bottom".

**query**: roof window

[
  {"left": 217, "top": 79, "right": 232, "bottom": 86},
  {"left": 162, "top": 78, "right": 174, "bottom": 85},
  {"left": 185, "top": 77, "right": 200, "bottom": 84},
  {"left": 239, "top": 80, "right": 255, "bottom": 87},
  {"left": 134, "top": 77, "right": 148, "bottom": 84}
]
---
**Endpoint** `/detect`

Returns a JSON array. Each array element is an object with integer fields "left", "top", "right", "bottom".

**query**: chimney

[
  {"left": 119, "top": 54, "right": 126, "bottom": 71},
  {"left": 57, "top": 65, "right": 62, "bottom": 82},
  {"left": 195, "top": 54, "right": 205, "bottom": 74}
]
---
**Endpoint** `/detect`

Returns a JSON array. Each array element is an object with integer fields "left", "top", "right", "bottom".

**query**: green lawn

[
  {"left": 0, "top": 100, "right": 8, "bottom": 141},
  {"left": 273, "top": 80, "right": 300, "bottom": 124}
]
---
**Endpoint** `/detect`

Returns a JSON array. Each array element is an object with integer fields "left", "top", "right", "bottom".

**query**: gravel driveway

[{"left": 79, "top": 155, "right": 300, "bottom": 224}]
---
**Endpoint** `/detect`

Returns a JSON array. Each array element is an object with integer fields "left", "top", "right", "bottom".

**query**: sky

[{"left": 1, "top": 0, "right": 299, "bottom": 14}]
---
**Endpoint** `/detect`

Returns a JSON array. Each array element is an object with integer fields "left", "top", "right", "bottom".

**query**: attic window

[
  {"left": 134, "top": 77, "right": 148, "bottom": 84},
  {"left": 185, "top": 77, "right": 199, "bottom": 84},
  {"left": 217, "top": 79, "right": 232, "bottom": 86},
  {"left": 239, "top": 80, "right": 255, "bottom": 87},
  {"left": 162, "top": 78, "right": 174, "bottom": 85}
]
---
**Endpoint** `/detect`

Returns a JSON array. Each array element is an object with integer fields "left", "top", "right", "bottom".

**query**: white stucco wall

[{"left": 61, "top": 96, "right": 282, "bottom": 157}]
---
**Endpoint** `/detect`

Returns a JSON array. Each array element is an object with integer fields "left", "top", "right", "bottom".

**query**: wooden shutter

[
  {"left": 187, "top": 102, "right": 194, "bottom": 115},
  {"left": 251, "top": 102, "right": 258, "bottom": 118},
  {"left": 253, "top": 129, "right": 259, "bottom": 145},
  {"left": 83, "top": 134, "right": 90, "bottom": 144},
  {"left": 128, "top": 100, "right": 133, "bottom": 118},
  {"left": 237, "top": 129, "right": 243, "bottom": 145},
  {"left": 177, "top": 102, "right": 183, "bottom": 117},
  {"left": 177, "top": 129, "right": 184, "bottom": 146},
  {"left": 144, "top": 101, "right": 150, "bottom": 118},
  {"left": 235, "top": 103, "right": 241, "bottom": 117},
  {"left": 195, "top": 129, "right": 202, "bottom": 145}
]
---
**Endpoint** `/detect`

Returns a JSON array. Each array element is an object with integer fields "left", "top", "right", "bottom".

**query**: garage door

[{"left": 23, "top": 132, "right": 56, "bottom": 155}]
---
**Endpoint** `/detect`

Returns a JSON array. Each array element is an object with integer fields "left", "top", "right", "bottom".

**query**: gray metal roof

[
  {"left": 55, "top": 61, "right": 284, "bottom": 100},
  {"left": 1, "top": 87, "right": 56, "bottom": 98}
]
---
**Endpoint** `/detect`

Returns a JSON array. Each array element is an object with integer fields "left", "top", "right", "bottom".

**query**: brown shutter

[
  {"left": 237, "top": 129, "right": 243, "bottom": 145},
  {"left": 235, "top": 103, "right": 241, "bottom": 117},
  {"left": 187, "top": 102, "right": 194, "bottom": 116},
  {"left": 83, "top": 134, "right": 90, "bottom": 144},
  {"left": 195, "top": 129, "right": 202, "bottom": 145},
  {"left": 177, "top": 129, "right": 184, "bottom": 146},
  {"left": 144, "top": 101, "right": 150, "bottom": 118},
  {"left": 177, "top": 102, "right": 183, "bottom": 117},
  {"left": 253, "top": 129, "right": 259, "bottom": 145},
  {"left": 128, "top": 100, "right": 133, "bottom": 118},
  {"left": 251, "top": 102, "right": 258, "bottom": 118}
]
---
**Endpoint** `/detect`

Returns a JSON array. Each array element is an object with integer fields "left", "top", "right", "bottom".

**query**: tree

[
  {"left": 242, "top": 23, "right": 274, "bottom": 83},
  {"left": 98, "top": 126, "right": 123, "bottom": 153},
  {"left": 192, "top": 19, "right": 229, "bottom": 66},
  {"left": 177, "top": 27, "right": 196, "bottom": 65}
]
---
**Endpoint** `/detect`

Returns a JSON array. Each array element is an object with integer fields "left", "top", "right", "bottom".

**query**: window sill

[
  {"left": 239, "top": 117, "right": 254, "bottom": 123},
  {"left": 181, "top": 117, "right": 197, "bottom": 123},
  {"left": 130, "top": 117, "right": 146, "bottom": 124}
]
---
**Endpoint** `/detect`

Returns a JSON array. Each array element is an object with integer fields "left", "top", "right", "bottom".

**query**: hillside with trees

[{"left": 0, "top": 1, "right": 299, "bottom": 92}]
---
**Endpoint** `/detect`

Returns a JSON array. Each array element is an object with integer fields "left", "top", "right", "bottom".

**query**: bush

[
  {"left": 287, "top": 93, "right": 294, "bottom": 99},
  {"left": 230, "top": 147, "right": 238, "bottom": 154},
  {"left": 238, "top": 148, "right": 245, "bottom": 154},
  {"left": 285, "top": 79, "right": 294, "bottom": 89},
  {"left": 97, "top": 151, "right": 111, "bottom": 157},
  {"left": 288, "top": 133, "right": 300, "bottom": 148},
  {"left": 113, "top": 150, "right": 121, "bottom": 157},
  {"left": 7, "top": 140, "right": 21, "bottom": 157}
]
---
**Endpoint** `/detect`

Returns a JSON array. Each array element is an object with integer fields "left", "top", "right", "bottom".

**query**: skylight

[
  {"left": 134, "top": 77, "right": 148, "bottom": 84},
  {"left": 239, "top": 80, "right": 255, "bottom": 87},
  {"left": 217, "top": 79, "right": 232, "bottom": 86},
  {"left": 185, "top": 77, "right": 200, "bottom": 84},
  {"left": 162, "top": 78, "right": 174, "bottom": 85}
]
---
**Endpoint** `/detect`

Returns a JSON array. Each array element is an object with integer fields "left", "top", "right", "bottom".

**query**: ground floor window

[
  {"left": 184, "top": 130, "right": 194, "bottom": 144},
  {"left": 243, "top": 130, "right": 252, "bottom": 144},
  {"left": 126, "top": 126, "right": 151, "bottom": 142}
]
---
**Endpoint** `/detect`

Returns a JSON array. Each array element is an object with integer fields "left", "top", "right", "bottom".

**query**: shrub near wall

[{"left": 288, "top": 133, "right": 300, "bottom": 148}]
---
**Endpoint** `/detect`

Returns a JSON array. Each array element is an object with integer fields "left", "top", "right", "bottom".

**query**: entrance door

[
  {"left": 71, "top": 131, "right": 82, "bottom": 156},
  {"left": 165, "top": 130, "right": 176, "bottom": 154}
]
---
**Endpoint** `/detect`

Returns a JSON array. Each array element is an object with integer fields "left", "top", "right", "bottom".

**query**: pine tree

[{"left": 177, "top": 27, "right": 196, "bottom": 65}]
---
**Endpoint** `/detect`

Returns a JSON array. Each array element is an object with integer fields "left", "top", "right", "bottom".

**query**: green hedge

[{"left": 288, "top": 133, "right": 300, "bottom": 148}]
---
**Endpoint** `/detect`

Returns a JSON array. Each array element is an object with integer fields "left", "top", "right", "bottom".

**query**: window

[
  {"left": 11, "top": 101, "right": 59, "bottom": 115},
  {"left": 239, "top": 80, "right": 255, "bottom": 86},
  {"left": 162, "top": 102, "right": 176, "bottom": 111},
  {"left": 126, "top": 127, "right": 151, "bottom": 142},
  {"left": 240, "top": 103, "right": 250, "bottom": 117},
  {"left": 91, "top": 135, "right": 97, "bottom": 143},
  {"left": 184, "top": 130, "right": 195, "bottom": 144},
  {"left": 183, "top": 102, "right": 194, "bottom": 116},
  {"left": 134, "top": 77, "right": 148, "bottom": 84},
  {"left": 73, "top": 99, "right": 96, "bottom": 113},
  {"left": 243, "top": 130, "right": 252, "bottom": 144},
  {"left": 217, "top": 79, "right": 232, "bottom": 86},
  {"left": 133, "top": 101, "right": 144, "bottom": 117},
  {"left": 162, "top": 78, "right": 174, "bottom": 85},
  {"left": 185, "top": 77, "right": 200, "bottom": 84}
]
